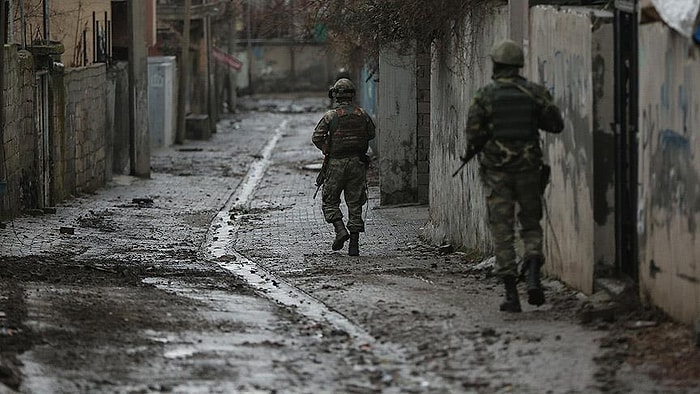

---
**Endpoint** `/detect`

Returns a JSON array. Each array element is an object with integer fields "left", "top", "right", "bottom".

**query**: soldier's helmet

[
  {"left": 332, "top": 78, "right": 355, "bottom": 100},
  {"left": 490, "top": 39, "right": 524, "bottom": 67},
  {"left": 335, "top": 67, "right": 351, "bottom": 81}
]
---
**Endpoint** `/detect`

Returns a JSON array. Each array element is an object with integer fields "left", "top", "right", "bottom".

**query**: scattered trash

[
  {"left": 625, "top": 320, "right": 659, "bottom": 330},
  {"left": 59, "top": 226, "right": 75, "bottom": 235},
  {"left": 132, "top": 198, "right": 154, "bottom": 207},
  {"left": 438, "top": 244, "right": 454, "bottom": 254},
  {"left": 0, "top": 327, "right": 21, "bottom": 337}
]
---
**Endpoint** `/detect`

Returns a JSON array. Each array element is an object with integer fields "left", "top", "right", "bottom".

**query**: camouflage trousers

[
  {"left": 322, "top": 156, "right": 368, "bottom": 233},
  {"left": 481, "top": 168, "right": 544, "bottom": 278}
]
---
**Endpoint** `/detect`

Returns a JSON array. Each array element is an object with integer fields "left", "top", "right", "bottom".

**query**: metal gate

[
  {"left": 614, "top": 0, "right": 639, "bottom": 280},
  {"left": 35, "top": 70, "right": 50, "bottom": 208}
]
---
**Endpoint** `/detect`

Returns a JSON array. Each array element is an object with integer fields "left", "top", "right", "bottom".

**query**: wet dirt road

[{"left": 1, "top": 95, "right": 699, "bottom": 393}]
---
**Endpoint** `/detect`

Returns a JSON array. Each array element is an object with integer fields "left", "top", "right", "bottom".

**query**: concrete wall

[
  {"left": 240, "top": 43, "right": 338, "bottom": 93},
  {"left": 424, "top": 6, "right": 508, "bottom": 252},
  {"left": 376, "top": 41, "right": 430, "bottom": 205},
  {"left": 1, "top": 47, "right": 38, "bottom": 216},
  {"left": 638, "top": 22, "right": 700, "bottom": 325},
  {"left": 529, "top": 6, "right": 615, "bottom": 294},
  {"left": 377, "top": 47, "right": 417, "bottom": 205}
]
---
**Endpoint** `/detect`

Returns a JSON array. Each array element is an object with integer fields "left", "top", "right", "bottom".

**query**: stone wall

[
  {"left": 1, "top": 47, "right": 38, "bottom": 216},
  {"left": 1, "top": 49, "right": 119, "bottom": 220},
  {"left": 62, "top": 64, "right": 110, "bottom": 195}
]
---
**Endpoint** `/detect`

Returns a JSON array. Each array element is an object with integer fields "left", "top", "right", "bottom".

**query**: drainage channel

[{"left": 202, "top": 120, "right": 379, "bottom": 346}]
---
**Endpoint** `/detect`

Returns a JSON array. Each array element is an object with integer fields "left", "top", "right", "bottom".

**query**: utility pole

[
  {"left": 176, "top": 0, "right": 192, "bottom": 144},
  {"left": 246, "top": 0, "right": 252, "bottom": 94},
  {"left": 509, "top": 0, "right": 529, "bottom": 53},
  {"left": 127, "top": 0, "right": 150, "bottom": 177},
  {"left": 43, "top": 0, "right": 49, "bottom": 43},
  {"left": 0, "top": 0, "right": 6, "bottom": 183},
  {"left": 227, "top": 2, "right": 237, "bottom": 112}
]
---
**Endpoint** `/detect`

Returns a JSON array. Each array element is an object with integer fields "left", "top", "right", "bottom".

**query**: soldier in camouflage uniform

[
  {"left": 461, "top": 39, "right": 564, "bottom": 312},
  {"left": 313, "top": 78, "right": 376, "bottom": 256}
]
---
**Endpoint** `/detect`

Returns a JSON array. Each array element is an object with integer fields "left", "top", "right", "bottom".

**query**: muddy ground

[{"left": 1, "top": 95, "right": 699, "bottom": 393}]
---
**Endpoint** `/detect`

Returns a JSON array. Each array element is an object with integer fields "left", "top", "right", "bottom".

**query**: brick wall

[{"left": 415, "top": 42, "right": 431, "bottom": 205}]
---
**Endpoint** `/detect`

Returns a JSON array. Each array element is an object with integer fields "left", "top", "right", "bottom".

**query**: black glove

[{"left": 460, "top": 146, "right": 480, "bottom": 163}]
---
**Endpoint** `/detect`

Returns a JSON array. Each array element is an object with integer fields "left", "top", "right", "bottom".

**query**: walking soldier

[
  {"left": 461, "top": 39, "right": 564, "bottom": 312},
  {"left": 313, "top": 78, "right": 376, "bottom": 256}
]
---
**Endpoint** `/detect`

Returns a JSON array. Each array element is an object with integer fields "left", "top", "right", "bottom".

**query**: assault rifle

[
  {"left": 452, "top": 148, "right": 479, "bottom": 177},
  {"left": 313, "top": 155, "right": 329, "bottom": 199}
]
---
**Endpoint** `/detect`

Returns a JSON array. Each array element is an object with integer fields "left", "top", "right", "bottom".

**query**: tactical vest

[
  {"left": 328, "top": 105, "right": 369, "bottom": 157},
  {"left": 491, "top": 80, "right": 538, "bottom": 140}
]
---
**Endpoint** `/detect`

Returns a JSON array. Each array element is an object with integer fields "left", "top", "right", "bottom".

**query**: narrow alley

[{"left": 1, "top": 95, "right": 698, "bottom": 393}]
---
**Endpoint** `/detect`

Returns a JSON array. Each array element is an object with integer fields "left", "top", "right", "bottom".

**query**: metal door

[{"left": 614, "top": 1, "right": 639, "bottom": 280}]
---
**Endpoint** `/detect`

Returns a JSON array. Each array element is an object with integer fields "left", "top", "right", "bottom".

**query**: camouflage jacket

[{"left": 465, "top": 70, "right": 564, "bottom": 172}]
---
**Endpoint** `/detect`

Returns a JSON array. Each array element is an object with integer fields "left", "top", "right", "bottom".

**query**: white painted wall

[
  {"left": 426, "top": 6, "right": 614, "bottom": 296},
  {"left": 423, "top": 6, "right": 508, "bottom": 253},
  {"left": 638, "top": 22, "right": 700, "bottom": 325},
  {"left": 529, "top": 6, "right": 614, "bottom": 294}
]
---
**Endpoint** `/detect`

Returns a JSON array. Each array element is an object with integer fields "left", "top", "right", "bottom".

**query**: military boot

[
  {"left": 525, "top": 257, "right": 545, "bottom": 306},
  {"left": 499, "top": 276, "right": 522, "bottom": 313},
  {"left": 332, "top": 221, "right": 350, "bottom": 251},
  {"left": 348, "top": 232, "right": 360, "bottom": 256}
]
